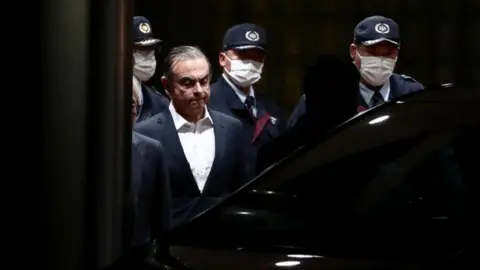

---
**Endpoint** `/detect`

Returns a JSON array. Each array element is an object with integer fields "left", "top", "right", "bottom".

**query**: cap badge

[
  {"left": 269, "top": 116, "right": 277, "bottom": 125},
  {"left": 139, "top": 23, "right": 151, "bottom": 34},
  {"left": 374, "top": 23, "right": 390, "bottom": 34},
  {"left": 245, "top": 30, "right": 260, "bottom": 41}
]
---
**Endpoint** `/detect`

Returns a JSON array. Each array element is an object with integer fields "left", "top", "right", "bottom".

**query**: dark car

[{"left": 158, "top": 84, "right": 479, "bottom": 270}]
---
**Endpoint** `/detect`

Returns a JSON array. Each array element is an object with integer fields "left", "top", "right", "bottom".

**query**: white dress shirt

[
  {"left": 169, "top": 103, "right": 215, "bottom": 192},
  {"left": 222, "top": 73, "right": 257, "bottom": 116},
  {"left": 359, "top": 80, "right": 391, "bottom": 107}
]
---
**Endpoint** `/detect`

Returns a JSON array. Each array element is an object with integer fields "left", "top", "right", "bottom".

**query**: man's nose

[{"left": 193, "top": 82, "right": 204, "bottom": 94}]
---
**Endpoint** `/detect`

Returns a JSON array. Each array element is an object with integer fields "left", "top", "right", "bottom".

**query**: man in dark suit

[
  {"left": 129, "top": 132, "right": 170, "bottom": 259},
  {"left": 256, "top": 56, "right": 360, "bottom": 174},
  {"left": 208, "top": 23, "right": 285, "bottom": 176},
  {"left": 288, "top": 15, "right": 424, "bottom": 128},
  {"left": 135, "top": 46, "right": 249, "bottom": 227},
  {"left": 133, "top": 16, "right": 169, "bottom": 122},
  {"left": 106, "top": 84, "right": 171, "bottom": 270}
]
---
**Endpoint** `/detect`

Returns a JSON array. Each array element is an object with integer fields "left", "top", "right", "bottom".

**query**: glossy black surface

[{"left": 164, "top": 85, "right": 479, "bottom": 269}]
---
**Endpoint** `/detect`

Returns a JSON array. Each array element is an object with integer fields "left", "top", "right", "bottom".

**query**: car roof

[{"left": 183, "top": 84, "right": 480, "bottom": 224}]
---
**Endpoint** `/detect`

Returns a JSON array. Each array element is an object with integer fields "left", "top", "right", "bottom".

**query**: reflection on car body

[{"left": 160, "top": 84, "right": 479, "bottom": 270}]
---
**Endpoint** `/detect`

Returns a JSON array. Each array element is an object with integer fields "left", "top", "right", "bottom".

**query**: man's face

[
  {"left": 133, "top": 46, "right": 156, "bottom": 55},
  {"left": 133, "top": 48, "right": 156, "bottom": 65},
  {"left": 350, "top": 41, "right": 399, "bottom": 68},
  {"left": 219, "top": 48, "right": 266, "bottom": 71},
  {"left": 165, "top": 57, "right": 211, "bottom": 118},
  {"left": 133, "top": 48, "right": 157, "bottom": 81}
]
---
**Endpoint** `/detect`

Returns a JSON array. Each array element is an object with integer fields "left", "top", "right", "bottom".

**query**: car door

[{"left": 164, "top": 86, "right": 479, "bottom": 270}]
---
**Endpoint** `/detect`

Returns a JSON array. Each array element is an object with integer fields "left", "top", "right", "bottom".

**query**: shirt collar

[
  {"left": 222, "top": 73, "right": 256, "bottom": 105},
  {"left": 168, "top": 102, "right": 213, "bottom": 130},
  {"left": 359, "top": 80, "right": 391, "bottom": 105}
]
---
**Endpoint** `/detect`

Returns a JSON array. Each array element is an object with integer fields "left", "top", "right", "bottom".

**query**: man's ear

[
  {"left": 218, "top": 52, "right": 227, "bottom": 67},
  {"left": 161, "top": 76, "right": 171, "bottom": 97},
  {"left": 349, "top": 43, "right": 357, "bottom": 60}
]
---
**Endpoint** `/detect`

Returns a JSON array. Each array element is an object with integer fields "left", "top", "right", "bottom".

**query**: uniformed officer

[
  {"left": 288, "top": 15, "right": 424, "bottom": 128},
  {"left": 256, "top": 55, "right": 360, "bottom": 174},
  {"left": 133, "top": 16, "right": 169, "bottom": 123},
  {"left": 209, "top": 23, "right": 285, "bottom": 176}
]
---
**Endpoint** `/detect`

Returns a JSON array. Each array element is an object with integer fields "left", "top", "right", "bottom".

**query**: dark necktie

[
  {"left": 371, "top": 91, "right": 385, "bottom": 107},
  {"left": 244, "top": 96, "right": 256, "bottom": 122}
]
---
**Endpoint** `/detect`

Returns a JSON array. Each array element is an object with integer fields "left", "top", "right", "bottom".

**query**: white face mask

[
  {"left": 133, "top": 50, "right": 157, "bottom": 82},
  {"left": 224, "top": 55, "right": 264, "bottom": 88},
  {"left": 357, "top": 52, "right": 396, "bottom": 86}
]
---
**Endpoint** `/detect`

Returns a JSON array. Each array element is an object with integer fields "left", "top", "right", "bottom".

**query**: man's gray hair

[{"left": 162, "top": 45, "right": 212, "bottom": 82}]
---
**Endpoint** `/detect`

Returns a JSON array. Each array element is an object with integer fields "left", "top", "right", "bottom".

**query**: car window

[{"left": 169, "top": 87, "right": 479, "bottom": 261}]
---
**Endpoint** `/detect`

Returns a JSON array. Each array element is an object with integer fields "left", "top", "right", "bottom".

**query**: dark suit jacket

[
  {"left": 106, "top": 132, "right": 170, "bottom": 270},
  {"left": 136, "top": 84, "right": 169, "bottom": 123},
  {"left": 135, "top": 108, "right": 248, "bottom": 226},
  {"left": 130, "top": 132, "right": 171, "bottom": 247},
  {"left": 209, "top": 75, "right": 285, "bottom": 176}
]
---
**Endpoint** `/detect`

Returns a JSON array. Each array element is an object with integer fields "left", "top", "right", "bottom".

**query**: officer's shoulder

[
  {"left": 392, "top": 73, "right": 424, "bottom": 92},
  {"left": 136, "top": 113, "right": 161, "bottom": 129},
  {"left": 141, "top": 84, "right": 161, "bottom": 95},
  {"left": 149, "top": 85, "right": 166, "bottom": 96},
  {"left": 133, "top": 131, "right": 161, "bottom": 148},
  {"left": 209, "top": 78, "right": 223, "bottom": 94},
  {"left": 395, "top": 73, "right": 421, "bottom": 84},
  {"left": 211, "top": 110, "right": 241, "bottom": 126},
  {"left": 210, "top": 77, "right": 222, "bottom": 86}
]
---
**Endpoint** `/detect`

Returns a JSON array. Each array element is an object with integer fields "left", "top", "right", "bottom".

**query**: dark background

[
  {"left": 40, "top": 1, "right": 479, "bottom": 269},
  {"left": 135, "top": 0, "right": 480, "bottom": 113}
]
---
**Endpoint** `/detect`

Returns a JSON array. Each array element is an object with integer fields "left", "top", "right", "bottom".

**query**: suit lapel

[
  {"left": 139, "top": 111, "right": 152, "bottom": 122},
  {"left": 357, "top": 88, "right": 369, "bottom": 111},
  {"left": 131, "top": 133, "right": 144, "bottom": 205},
  {"left": 157, "top": 112, "right": 185, "bottom": 160},
  {"left": 156, "top": 111, "right": 199, "bottom": 192},
  {"left": 252, "top": 100, "right": 279, "bottom": 143},
  {"left": 219, "top": 77, "right": 246, "bottom": 112},
  {"left": 202, "top": 111, "right": 227, "bottom": 192},
  {"left": 138, "top": 86, "right": 152, "bottom": 122}
]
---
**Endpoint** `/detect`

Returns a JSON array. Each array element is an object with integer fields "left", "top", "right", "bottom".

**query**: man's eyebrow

[
  {"left": 199, "top": 74, "right": 210, "bottom": 80},
  {"left": 178, "top": 74, "right": 210, "bottom": 81},
  {"left": 177, "top": 75, "right": 194, "bottom": 81}
]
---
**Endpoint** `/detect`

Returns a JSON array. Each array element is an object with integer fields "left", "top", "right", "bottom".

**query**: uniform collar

[
  {"left": 222, "top": 73, "right": 256, "bottom": 106},
  {"left": 359, "top": 79, "right": 391, "bottom": 105}
]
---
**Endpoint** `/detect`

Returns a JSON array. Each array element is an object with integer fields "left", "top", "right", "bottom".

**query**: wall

[{"left": 135, "top": 0, "right": 480, "bottom": 113}]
